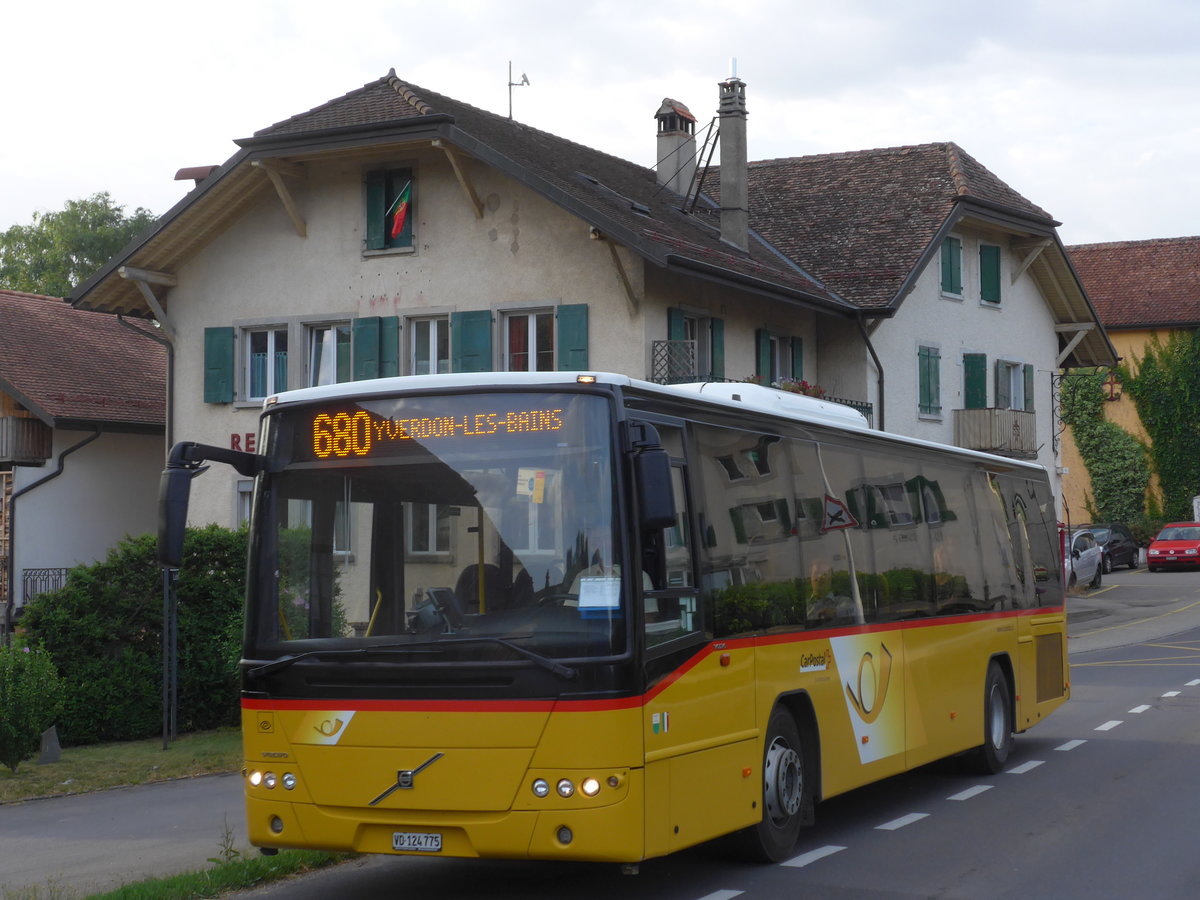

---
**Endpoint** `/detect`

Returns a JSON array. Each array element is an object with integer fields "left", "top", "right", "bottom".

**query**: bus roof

[{"left": 264, "top": 372, "right": 1047, "bottom": 474}]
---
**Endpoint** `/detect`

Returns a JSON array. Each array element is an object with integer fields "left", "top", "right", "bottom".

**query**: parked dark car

[
  {"left": 1078, "top": 522, "right": 1140, "bottom": 573},
  {"left": 1147, "top": 522, "right": 1200, "bottom": 572}
]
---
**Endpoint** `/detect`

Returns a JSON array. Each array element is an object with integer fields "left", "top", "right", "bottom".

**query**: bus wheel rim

[
  {"left": 764, "top": 736, "right": 802, "bottom": 822},
  {"left": 987, "top": 683, "right": 1006, "bottom": 749}
]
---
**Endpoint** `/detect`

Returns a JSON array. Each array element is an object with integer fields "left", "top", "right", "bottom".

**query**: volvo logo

[{"left": 368, "top": 753, "right": 444, "bottom": 806}]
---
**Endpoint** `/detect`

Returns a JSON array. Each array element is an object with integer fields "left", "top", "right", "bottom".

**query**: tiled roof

[
  {"left": 243, "top": 71, "right": 852, "bottom": 312},
  {"left": 702, "top": 143, "right": 1056, "bottom": 308},
  {"left": 0, "top": 290, "right": 164, "bottom": 428},
  {"left": 1066, "top": 236, "right": 1200, "bottom": 329}
]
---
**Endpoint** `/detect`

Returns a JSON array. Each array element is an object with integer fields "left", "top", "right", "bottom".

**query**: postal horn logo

[{"left": 844, "top": 641, "right": 893, "bottom": 724}]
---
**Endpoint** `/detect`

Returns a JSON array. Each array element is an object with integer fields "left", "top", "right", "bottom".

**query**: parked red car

[{"left": 1147, "top": 522, "right": 1200, "bottom": 572}]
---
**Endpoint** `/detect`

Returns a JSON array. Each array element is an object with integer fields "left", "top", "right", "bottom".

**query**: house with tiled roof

[
  {"left": 0, "top": 289, "right": 165, "bottom": 633},
  {"left": 68, "top": 70, "right": 1112, "bottom": 535},
  {"left": 1060, "top": 236, "right": 1200, "bottom": 519}
]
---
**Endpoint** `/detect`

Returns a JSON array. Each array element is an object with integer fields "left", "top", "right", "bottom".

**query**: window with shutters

[
  {"left": 979, "top": 243, "right": 1001, "bottom": 304},
  {"left": 995, "top": 360, "right": 1035, "bottom": 411},
  {"left": 755, "top": 330, "right": 804, "bottom": 385},
  {"left": 940, "top": 236, "right": 963, "bottom": 297},
  {"left": 505, "top": 310, "right": 555, "bottom": 372},
  {"left": 364, "top": 167, "right": 415, "bottom": 252},
  {"left": 918, "top": 345, "right": 941, "bottom": 416},
  {"left": 245, "top": 327, "right": 288, "bottom": 399},
  {"left": 409, "top": 316, "right": 450, "bottom": 375},
  {"left": 665, "top": 308, "right": 725, "bottom": 381},
  {"left": 209, "top": 316, "right": 399, "bottom": 404},
  {"left": 308, "top": 323, "right": 352, "bottom": 386}
]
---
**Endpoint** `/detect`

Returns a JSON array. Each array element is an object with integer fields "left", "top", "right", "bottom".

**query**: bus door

[{"left": 638, "top": 423, "right": 759, "bottom": 855}]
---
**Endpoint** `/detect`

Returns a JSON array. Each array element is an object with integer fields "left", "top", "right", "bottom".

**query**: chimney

[
  {"left": 717, "top": 75, "right": 748, "bottom": 252},
  {"left": 655, "top": 98, "right": 697, "bottom": 197}
]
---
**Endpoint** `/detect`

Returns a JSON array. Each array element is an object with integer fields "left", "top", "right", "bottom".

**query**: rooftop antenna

[{"left": 508, "top": 61, "right": 530, "bottom": 120}]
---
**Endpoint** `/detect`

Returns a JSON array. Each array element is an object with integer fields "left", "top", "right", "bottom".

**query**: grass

[
  {"left": 0, "top": 729, "right": 351, "bottom": 899},
  {"left": 0, "top": 728, "right": 243, "bottom": 805}
]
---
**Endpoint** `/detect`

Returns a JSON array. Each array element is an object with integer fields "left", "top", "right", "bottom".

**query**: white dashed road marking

[
  {"left": 1095, "top": 720, "right": 1123, "bottom": 731},
  {"left": 948, "top": 784, "right": 993, "bottom": 801},
  {"left": 876, "top": 812, "right": 929, "bottom": 831},
  {"left": 1007, "top": 760, "right": 1045, "bottom": 774},
  {"left": 1055, "top": 739, "right": 1087, "bottom": 751},
  {"left": 782, "top": 845, "right": 847, "bottom": 868}
]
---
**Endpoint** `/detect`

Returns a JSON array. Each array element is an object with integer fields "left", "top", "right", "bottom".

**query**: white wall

[
  {"left": 869, "top": 224, "right": 1061, "bottom": 480},
  {"left": 13, "top": 428, "right": 163, "bottom": 605}
]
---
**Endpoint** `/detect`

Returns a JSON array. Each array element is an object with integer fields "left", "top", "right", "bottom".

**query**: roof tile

[
  {"left": 1067, "top": 236, "right": 1200, "bottom": 329},
  {"left": 0, "top": 290, "right": 165, "bottom": 427}
]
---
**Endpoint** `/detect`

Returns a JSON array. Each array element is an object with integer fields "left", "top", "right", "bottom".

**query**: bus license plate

[{"left": 393, "top": 831, "right": 442, "bottom": 852}]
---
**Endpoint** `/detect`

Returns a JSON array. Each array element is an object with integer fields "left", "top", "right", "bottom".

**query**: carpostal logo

[
  {"left": 799, "top": 650, "right": 829, "bottom": 673},
  {"left": 828, "top": 636, "right": 903, "bottom": 764}
]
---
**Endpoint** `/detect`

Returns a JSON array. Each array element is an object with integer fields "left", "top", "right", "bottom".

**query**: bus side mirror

[
  {"left": 158, "top": 467, "right": 192, "bottom": 568},
  {"left": 634, "top": 447, "right": 677, "bottom": 531}
]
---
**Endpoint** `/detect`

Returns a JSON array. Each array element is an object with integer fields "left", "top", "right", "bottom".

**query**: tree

[{"left": 0, "top": 192, "right": 156, "bottom": 297}]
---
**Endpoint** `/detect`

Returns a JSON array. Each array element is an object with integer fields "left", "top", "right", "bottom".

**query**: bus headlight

[
  {"left": 556, "top": 778, "right": 575, "bottom": 798},
  {"left": 248, "top": 770, "right": 263, "bottom": 787},
  {"left": 282, "top": 773, "right": 297, "bottom": 791},
  {"left": 531, "top": 779, "right": 550, "bottom": 798},
  {"left": 263, "top": 772, "right": 278, "bottom": 789},
  {"left": 581, "top": 777, "right": 601, "bottom": 797}
]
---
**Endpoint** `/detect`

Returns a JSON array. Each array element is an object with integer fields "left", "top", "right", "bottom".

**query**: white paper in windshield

[{"left": 578, "top": 576, "right": 620, "bottom": 610}]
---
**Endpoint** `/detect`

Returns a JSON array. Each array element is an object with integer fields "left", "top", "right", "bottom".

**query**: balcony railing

[
  {"left": 953, "top": 408, "right": 1037, "bottom": 458},
  {"left": 0, "top": 416, "right": 51, "bottom": 464}
]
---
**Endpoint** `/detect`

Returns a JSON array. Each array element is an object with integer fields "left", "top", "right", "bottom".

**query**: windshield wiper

[{"left": 245, "top": 637, "right": 577, "bottom": 681}]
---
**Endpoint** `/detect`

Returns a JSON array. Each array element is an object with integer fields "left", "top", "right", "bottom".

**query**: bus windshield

[{"left": 245, "top": 391, "right": 625, "bottom": 663}]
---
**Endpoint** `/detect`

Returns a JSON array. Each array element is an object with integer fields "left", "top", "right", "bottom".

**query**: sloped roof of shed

[{"left": 0, "top": 290, "right": 164, "bottom": 430}]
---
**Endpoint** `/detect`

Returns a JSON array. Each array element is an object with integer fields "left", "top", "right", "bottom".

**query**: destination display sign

[{"left": 308, "top": 406, "right": 566, "bottom": 460}]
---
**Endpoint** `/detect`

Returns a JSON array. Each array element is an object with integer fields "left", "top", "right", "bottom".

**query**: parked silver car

[{"left": 1067, "top": 530, "right": 1103, "bottom": 591}]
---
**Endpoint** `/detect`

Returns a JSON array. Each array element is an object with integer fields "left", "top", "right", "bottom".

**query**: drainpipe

[
  {"left": 118, "top": 316, "right": 173, "bottom": 455},
  {"left": 857, "top": 317, "right": 885, "bottom": 431},
  {"left": 3, "top": 429, "right": 101, "bottom": 643}
]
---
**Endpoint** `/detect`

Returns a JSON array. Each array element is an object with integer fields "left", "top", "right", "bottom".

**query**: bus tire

[
  {"left": 738, "top": 705, "right": 810, "bottom": 862},
  {"left": 967, "top": 661, "right": 1013, "bottom": 774}
]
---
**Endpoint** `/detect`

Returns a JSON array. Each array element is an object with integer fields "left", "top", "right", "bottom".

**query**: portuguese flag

[{"left": 387, "top": 181, "right": 412, "bottom": 239}]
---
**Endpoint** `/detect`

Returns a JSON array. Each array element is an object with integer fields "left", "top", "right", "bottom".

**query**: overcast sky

[{"left": 4, "top": 0, "right": 1196, "bottom": 247}]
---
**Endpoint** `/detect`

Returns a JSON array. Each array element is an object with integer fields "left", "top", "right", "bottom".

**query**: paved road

[{"left": 2, "top": 568, "right": 1196, "bottom": 897}]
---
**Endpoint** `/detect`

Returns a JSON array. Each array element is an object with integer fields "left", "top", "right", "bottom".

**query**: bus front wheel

[
  {"left": 967, "top": 661, "right": 1013, "bottom": 774},
  {"left": 739, "top": 706, "right": 810, "bottom": 862}
]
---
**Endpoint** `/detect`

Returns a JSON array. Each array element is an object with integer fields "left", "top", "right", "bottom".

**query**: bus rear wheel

[
  {"left": 966, "top": 661, "right": 1013, "bottom": 774},
  {"left": 738, "top": 706, "right": 810, "bottom": 862}
]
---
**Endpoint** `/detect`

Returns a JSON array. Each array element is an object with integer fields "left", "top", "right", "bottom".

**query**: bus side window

[{"left": 642, "top": 426, "right": 699, "bottom": 647}]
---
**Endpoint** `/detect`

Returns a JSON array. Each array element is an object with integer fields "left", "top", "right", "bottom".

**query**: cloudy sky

[{"left": 4, "top": 0, "right": 1196, "bottom": 246}]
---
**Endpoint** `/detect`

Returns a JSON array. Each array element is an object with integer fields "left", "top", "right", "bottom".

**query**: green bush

[
  {"left": 19, "top": 525, "right": 247, "bottom": 746},
  {"left": 0, "top": 644, "right": 65, "bottom": 772}
]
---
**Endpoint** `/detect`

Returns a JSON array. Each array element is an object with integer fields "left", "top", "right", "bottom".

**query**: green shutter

[
  {"left": 919, "top": 346, "right": 941, "bottom": 415},
  {"left": 980, "top": 245, "right": 1001, "bottom": 303},
  {"left": 1023, "top": 363, "right": 1035, "bottom": 411},
  {"left": 791, "top": 338, "right": 804, "bottom": 381},
  {"left": 755, "top": 329, "right": 771, "bottom": 378},
  {"left": 203, "top": 327, "right": 235, "bottom": 403},
  {"left": 451, "top": 310, "right": 493, "bottom": 373},
  {"left": 667, "top": 308, "right": 686, "bottom": 341},
  {"left": 365, "top": 171, "right": 386, "bottom": 250},
  {"left": 352, "top": 317, "right": 381, "bottom": 380},
  {"left": 386, "top": 168, "right": 414, "bottom": 249},
  {"left": 556, "top": 304, "right": 588, "bottom": 370},
  {"left": 729, "top": 507, "right": 747, "bottom": 544},
  {"left": 963, "top": 353, "right": 987, "bottom": 409},
  {"left": 941, "top": 237, "right": 962, "bottom": 295},
  {"left": 994, "top": 360, "right": 1011, "bottom": 409},
  {"left": 380, "top": 316, "right": 400, "bottom": 377},
  {"left": 710, "top": 317, "right": 725, "bottom": 380}
]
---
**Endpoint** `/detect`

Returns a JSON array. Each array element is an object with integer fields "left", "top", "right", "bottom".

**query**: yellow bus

[{"left": 159, "top": 372, "right": 1069, "bottom": 865}]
